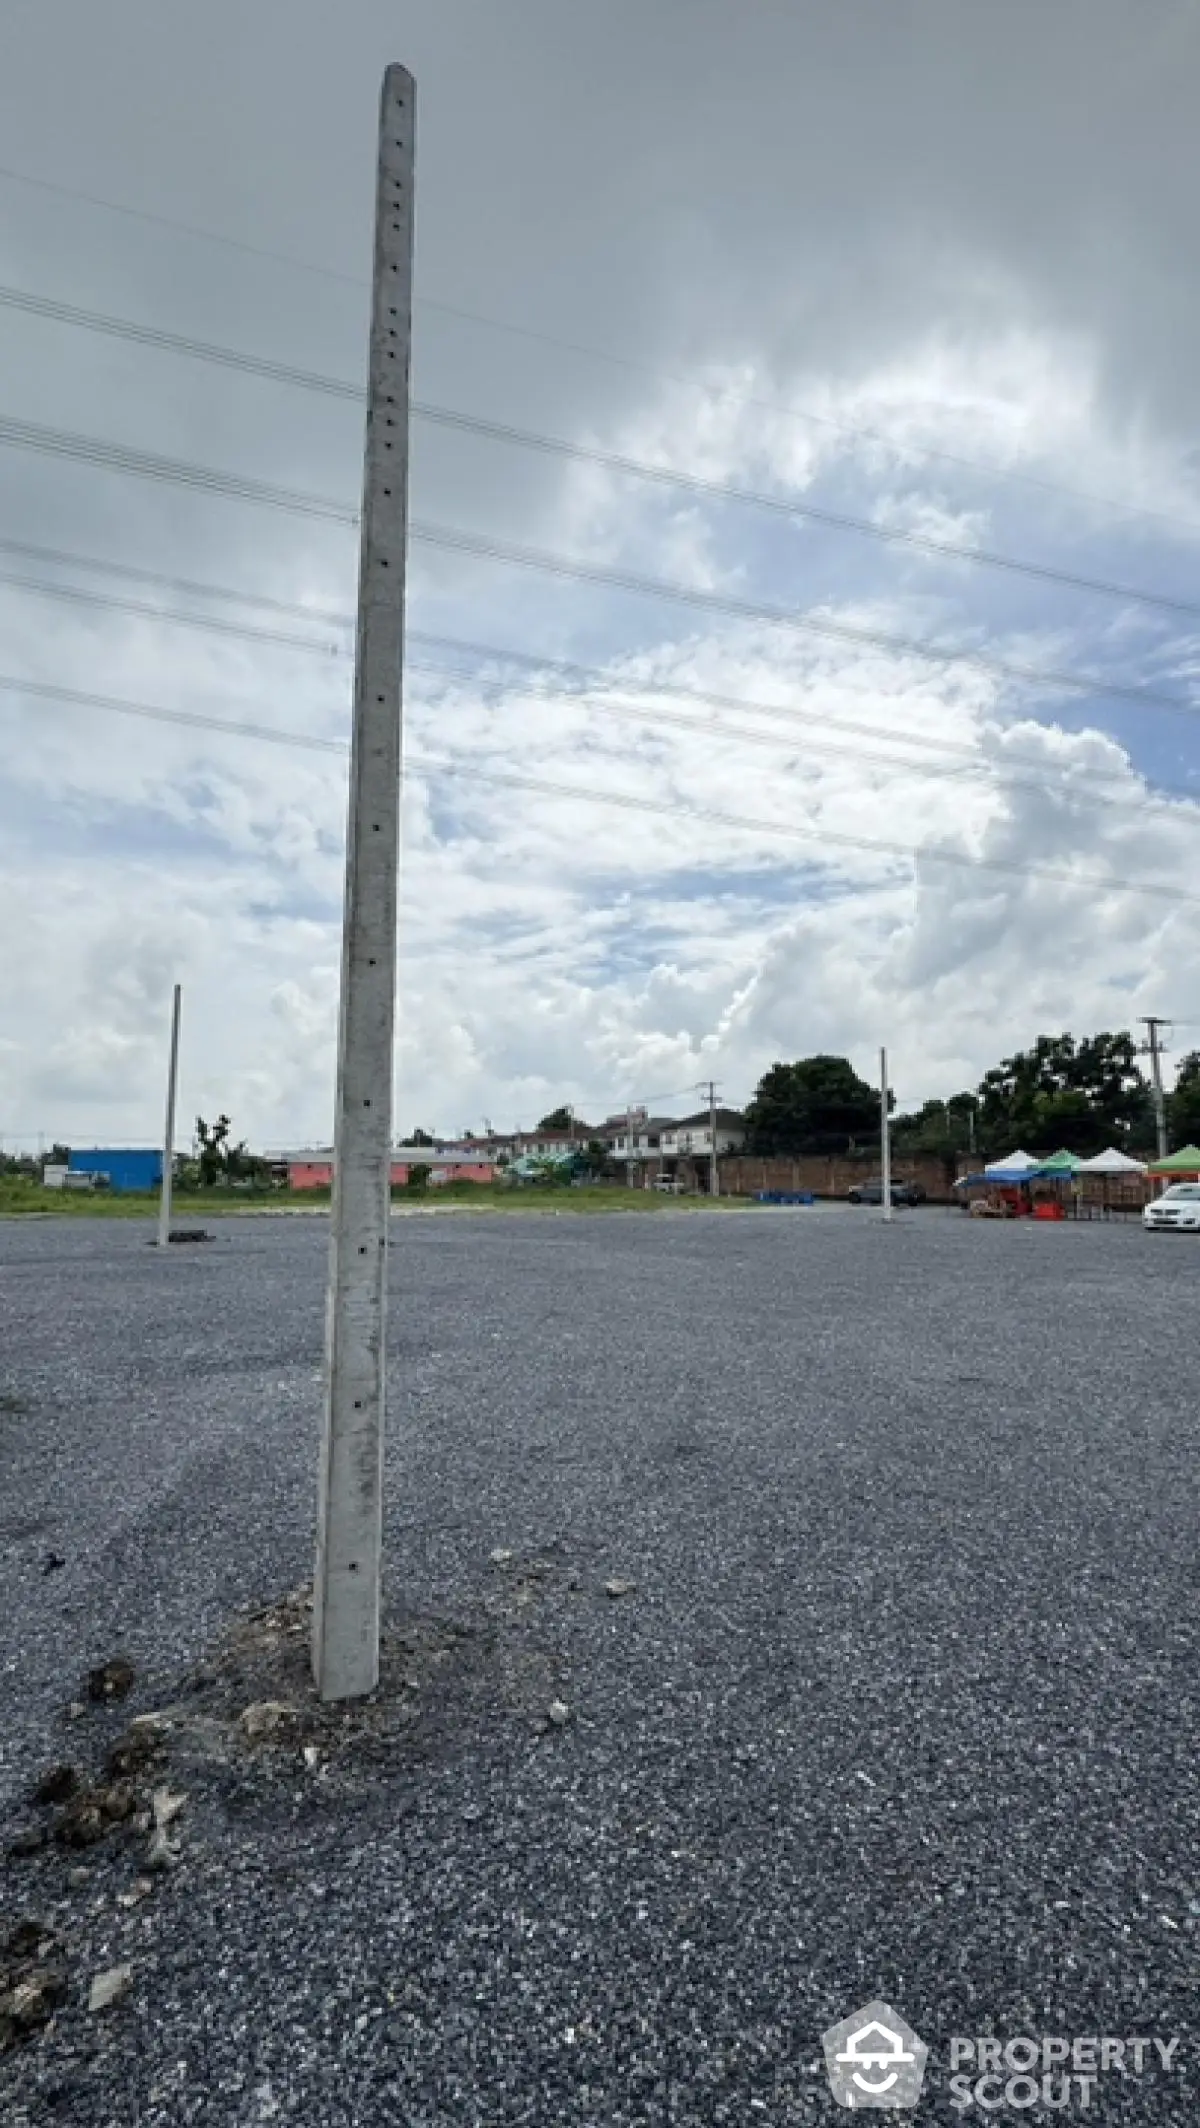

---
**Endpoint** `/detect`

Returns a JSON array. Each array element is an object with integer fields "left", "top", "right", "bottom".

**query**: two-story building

[
  {"left": 660, "top": 1109, "right": 747, "bottom": 1162},
  {"left": 597, "top": 1108, "right": 745, "bottom": 1186}
]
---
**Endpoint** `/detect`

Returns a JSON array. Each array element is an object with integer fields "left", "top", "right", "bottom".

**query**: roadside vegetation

[{"left": 0, "top": 1176, "right": 749, "bottom": 1219}]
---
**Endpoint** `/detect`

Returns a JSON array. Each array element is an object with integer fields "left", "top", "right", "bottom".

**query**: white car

[{"left": 1143, "top": 1183, "right": 1200, "bottom": 1231}]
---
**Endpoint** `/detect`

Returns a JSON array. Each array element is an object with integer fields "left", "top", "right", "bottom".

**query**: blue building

[{"left": 68, "top": 1148, "right": 163, "bottom": 1193}]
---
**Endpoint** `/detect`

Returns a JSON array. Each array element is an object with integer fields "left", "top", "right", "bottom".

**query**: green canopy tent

[
  {"left": 1039, "top": 1149, "right": 1083, "bottom": 1175},
  {"left": 1148, "top": 1144, "right": 1200, "bottom": 1180}
]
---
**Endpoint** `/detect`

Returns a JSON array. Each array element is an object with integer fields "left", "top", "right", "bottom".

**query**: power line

[
  {"left": 415, "top": 629, "right": 1197, "bottom": 804},
  {"left": 0, "top": 670, "right": 1195, "bottom": 910},
  {"left": 0, "top": 414, "right": 356, "bottom": 522},
  {"left": 1, "top": 673, "right": 344, "bottom": 755},
  {"left": 415, "top": 656, "right": 1199, "bottom": 828},
  {"left": 2, "top": 165, "right": 1197, "bottom": 545},
  {"left": 0, "top": 535, "right": 353, "bottom": 628},
  {"left": 0, "top": 160, "right": 369, "bottom": 290},
  {"left": 415, "top": 405, "right": 1200, "bottom": 623},
  {"left": 411, "top": 521, "right": 1200, "bottom": 728},
  {"left": 0, "top": 570, "right": 347, "bottom": 657},
  {"left": 3, "top": 282, "right": 1197, "bottom": 623},
  {"left": 1, "top": 414, "right": 1197, "bottom": 726},
  {"left": 0, "top": 532, "right": 1156, "bottom": 780},
  {"left": 3, "top": 532, "right": 1191, "bottom": 798},
  {"left": 0, "top": 285, "right": 363, "bottom": 401},
  {"left": 4, "top": 560, "right": 1198, "bottom": 823}
]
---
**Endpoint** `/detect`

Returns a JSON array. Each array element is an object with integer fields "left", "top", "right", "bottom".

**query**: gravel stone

[
  {"left": 0, "top": 1209, "right": 1196, "bottom": 2123},
  {"left": 86, "top": 1964, "right": 132, "bottom": 2014}
]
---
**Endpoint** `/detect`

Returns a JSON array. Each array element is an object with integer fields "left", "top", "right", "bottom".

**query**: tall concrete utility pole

[
  {"left": 1139, "top": 1017, "right": 1170, "bottom": 1162},
  {"left": 698, "top": 1078, "right": 720, "bottom": 1198},
  {"left": 313, "top": 63, "right": 415, "bottom": 1704},
  {"left": 880, "top": 1047, "right": 893, "bottom": 1222},
  {"left": 157, "top": 983, "right": 182, "bottom": 1248},
  {"left": 626, "top": 1104, "right": 636, "bottom": 1191}
]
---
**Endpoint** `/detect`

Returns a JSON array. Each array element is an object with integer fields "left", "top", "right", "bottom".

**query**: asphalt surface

[{"left": 1, "top": 1207, "right": 1196, "bottom": 2124}]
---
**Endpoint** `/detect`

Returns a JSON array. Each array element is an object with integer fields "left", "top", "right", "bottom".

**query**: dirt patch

[{"left": 1, "top": 1548, "right": 601, "bottom": 2055}]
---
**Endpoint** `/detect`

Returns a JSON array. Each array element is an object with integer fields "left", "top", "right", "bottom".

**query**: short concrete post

[
  {"left": 880, "top": 1046, "right": 892, "bottom": 1222},
  {"left": 157, "top": 984, "right": 181, "bottom": 1248}
]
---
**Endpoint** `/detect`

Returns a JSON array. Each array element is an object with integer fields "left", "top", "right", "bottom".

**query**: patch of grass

[
  {"left": 0, "top": 1181, "right": 330, "bottom": 1219},
  {"left": 0, "top": 1178, "right": 754, "bottom": 1220},
  {"left": 394, "top": 1182, "right": 752, "bottom": 1214}
]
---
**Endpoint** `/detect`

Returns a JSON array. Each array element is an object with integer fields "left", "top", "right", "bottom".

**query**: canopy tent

[
  {"left": 984, "top": 1149, "right": 1040, "bottom": 1178},
  {"left": 1077, "top": 1147, "right": 1148, "bottom": 1175},
  {"left": 1147, "top": 1144, "right": 1200, "bottom": 1177},
  {"left": 1039, "top": 1149, "right": 1084, "bottom": 1176}
]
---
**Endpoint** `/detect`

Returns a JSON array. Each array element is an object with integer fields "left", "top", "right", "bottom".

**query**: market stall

[
  {"left": 977, "top": 1150, "right": 1045, "bottom": 1217},
  {"left": 1147, "top": 1144, "right": 1200, "bottom": 1186},
  {"left": 1076, "top": 1146, "right": 1149, "bottom": 1219}
]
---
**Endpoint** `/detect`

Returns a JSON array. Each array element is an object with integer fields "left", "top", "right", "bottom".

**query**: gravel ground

[{"left": 0, "top": 1207, "right": 1196, "bottom": 2124}]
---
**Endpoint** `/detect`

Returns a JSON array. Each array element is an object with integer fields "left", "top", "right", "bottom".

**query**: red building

[{"left": 280, "top": 1149, "right": 498, "bottom": 1191}]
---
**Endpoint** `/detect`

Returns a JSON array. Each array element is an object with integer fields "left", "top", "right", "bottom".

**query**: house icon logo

[{"left": 821, "top": 2001, "right": 928, "bottom": 2109}]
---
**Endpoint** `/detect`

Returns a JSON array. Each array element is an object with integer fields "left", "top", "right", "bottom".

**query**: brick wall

[{"left": 716, "top": 1152, "right": 957, "bottom": 1202}]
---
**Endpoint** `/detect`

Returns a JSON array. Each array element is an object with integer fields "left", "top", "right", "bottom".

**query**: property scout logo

[
  {"left": 820, "top": 2001, "right": 1183, "bottom": 2112},
  {"left": 822, "top": 2002, "right": 928, "bottom": 2108}
]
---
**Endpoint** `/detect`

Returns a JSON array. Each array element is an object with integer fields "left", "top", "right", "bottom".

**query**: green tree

[
  {"left": 403, "top": 1127, "right": 436, "bottom": 1147},
  {"left": 195, "top": 1114, "right": 231, "bottom": 1187},
  {"left": 891, "top": 1094, "right": 978, "bottom": 1157},
  {"left": 194, "top": 1115, "right": 270, "bottom": 1188},
  {"left": 405, "top": 1163, "right": 432, "bottom": 1192},
  {"left": 537, "top": 1106, "right": 574, "bottom": 1133},
  {"left": 743, "top": 1056, "right": 884, "bottom": 1156},
  {"left": 1169, "top": 1053, "right": 1200, "bottom": 1147},
  {"left": 975, "top": 1032, "right": 1148, "bottom": 1155}
]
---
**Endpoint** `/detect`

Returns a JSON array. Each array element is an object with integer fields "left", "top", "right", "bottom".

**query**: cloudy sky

[{"left": 1, "top": 0, "right": 1199, "bottom": 1150}]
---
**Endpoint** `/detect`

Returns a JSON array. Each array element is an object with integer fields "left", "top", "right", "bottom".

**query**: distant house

[
  {"left": 67, "top": 1148, "right": 163, "bottom": 1194},
  {"left": 599, "top": 1112, "right": 682, "bottom": 1178},
  {"left": 276, "top": 1147, "right": 498, "bottom": 1191},
  {"left": 591, "top": 1107, "right": 746, "bottom": 1187},
  {"left": 660, "top": 1109, "right": 746, "bottom": 1161}
]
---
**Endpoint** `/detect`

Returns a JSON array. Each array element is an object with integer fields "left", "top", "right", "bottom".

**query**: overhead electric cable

[
  {"left": 0, "top": 414, "right": 1195, "bottom": 727},
  {"left": 0, "top": 672, "right": 1193, "bottom": 910},
  {"left": 0, "top": 172, "right": 1196, "bottom": 542},
  {"left": 2, "top": 283, "right": 1196, "bottom": 621},
  {"left": 2, "top": 562, "right": 1195, "bottom": 819}
]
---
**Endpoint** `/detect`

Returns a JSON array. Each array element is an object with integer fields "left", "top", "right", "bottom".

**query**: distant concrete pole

[
  {"left": 1140, "top": 1016, "right": 1170, "bottom": 1162},
  {"left": 880, "top": 1046, "right": 893, "bottom": 1222},
  {"left": 313, "top": 62, "right": 415, "bottom": 1704},
  {"left": 157, "top": 983, "right": 182, "bottom": 1247},
  {"left": 704, "top": 1078, "right": 720, "bottom": 1199}
]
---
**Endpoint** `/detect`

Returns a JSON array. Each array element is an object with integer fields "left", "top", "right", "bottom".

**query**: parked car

[
  {"left": 847, "top": 1179, "right": 926, "bottom": 1207},
  {"left": 1143, "top": 1183, "right": 1200, "bottom": 1232}
]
